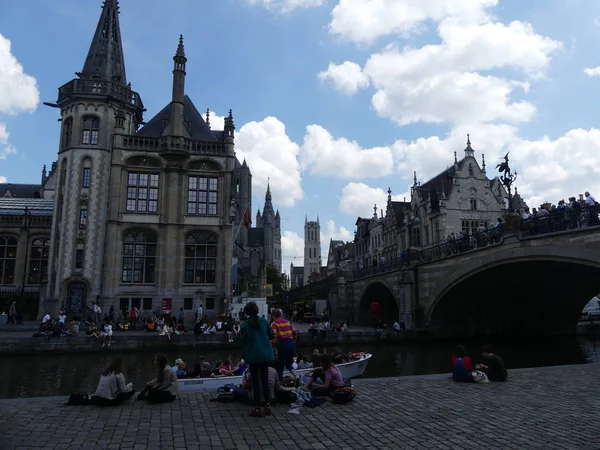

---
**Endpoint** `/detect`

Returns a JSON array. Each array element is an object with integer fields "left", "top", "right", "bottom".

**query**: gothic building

[
  {"left": 351, "top": 136, "right": 527, "bottom": 271},
  {"left": 233, "top": 182, "right": 282, "bottom": 297},
  {"left": 0, "top": 0, "right": 273, "bottom": 318}
]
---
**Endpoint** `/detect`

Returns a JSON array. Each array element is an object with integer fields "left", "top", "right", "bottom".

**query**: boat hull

[{"left": 177, "top": 353, "right": 372, "bottom": 393}]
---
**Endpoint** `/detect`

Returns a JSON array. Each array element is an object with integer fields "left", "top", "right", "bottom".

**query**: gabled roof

[
  {"left": 137, "top": 95, "right": 218, "bottom": 142},
  {"left": 0, "top": 198, "right": 54, "bottom": 216},
  {"left": 0, "top": 184, "right": 42, "bottom": 199},
  {"left": 390, "top": 201, "right": 409, "bottom": 223}
]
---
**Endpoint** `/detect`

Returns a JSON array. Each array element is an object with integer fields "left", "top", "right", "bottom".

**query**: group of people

[{"left": 451, "top": 345, "right": 508, "bottom": 383}]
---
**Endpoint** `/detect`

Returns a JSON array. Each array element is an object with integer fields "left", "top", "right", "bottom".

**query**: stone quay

[{"left": 0, "top": 363, "right": 598, "bottom": 450}]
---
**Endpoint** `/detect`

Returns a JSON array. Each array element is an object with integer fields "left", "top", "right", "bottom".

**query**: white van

[{"left": 581, "top": 297, "right": 600, "bottom": 318}]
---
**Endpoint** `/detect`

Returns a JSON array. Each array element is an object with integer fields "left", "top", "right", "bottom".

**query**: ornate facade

[
  {"left": 352, "top": 137, "right": 526, "bottom": 271},
  {"left": 0, "top": 1, "right": 276, "bottom": 318}
]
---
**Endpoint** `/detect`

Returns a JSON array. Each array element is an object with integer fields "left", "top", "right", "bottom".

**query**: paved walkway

[{"left": 1, "top": 363, "right": 599, "bottom": 450}]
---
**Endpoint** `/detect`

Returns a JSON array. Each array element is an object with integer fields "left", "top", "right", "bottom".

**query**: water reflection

[{"left": 0, "top": 335, "right": 597, "bottom": 399}]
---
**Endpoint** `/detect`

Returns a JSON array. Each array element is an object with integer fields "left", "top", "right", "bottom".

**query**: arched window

[
  {"left": 63, "top": 118, "right": 73, "bottom": 147},
  {"left": 184, "top": 232, "right": 217, "bottom": 284},
  {"left": 82, "top": 117, "right": 99, "bottom": 145},
  {"left": 122, "top": 230, "right": 157, "bottom": 284},
  {"left": 28, "top": 238, "right": 49, "bottom": 284},
  {"left": 0, "top": 236, "right": 17, "bottom": 284}
]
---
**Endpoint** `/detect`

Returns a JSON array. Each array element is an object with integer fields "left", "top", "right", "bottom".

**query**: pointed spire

[
  {"left": 224, "top": 109, "right": 235, "bottom": 140},
  {"left": 387, "top": 187, "right": 392, "bottom": 201},
  {"left": 465, "top": 133, "right": 474, "bottom": 157},
  {"left": 265, "top": 179, "right": 272, "bottom": 204},
  {"left": 317, "top": 214, "right": 320, "bottom": 224},
  {"left": 80, "top": 0, "right": 127, "bottom": 85},
  {"left": 482, "top": 153, "right": 486, "bottom": 173},
  {"left": 413, "top": 171, "right": 417, "bottom": 185},
  {"left": 241, "top": 159, "right": 247, "bottom": 168},
  {"left": 162, "top": 34, "right": 189, "bottom": 139},
  {"left": 176, "top": 34, "right": 185, "bottom": 57},
  {"left": 206, "top": 108, "right": 210, "bottom": 129},
  {"left": 373, "top": 204, "right": 378, "bottom": 218},
  {"left": 454, "top": 151, "right": 458, "bottom": 164},
  {"left": 305, "top": 214, "right": 308, "bottom": 224}
]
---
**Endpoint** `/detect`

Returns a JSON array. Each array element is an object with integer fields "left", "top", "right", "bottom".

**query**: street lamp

[{"left": 20, "top": 207, "right": 32, "bottom": 294}]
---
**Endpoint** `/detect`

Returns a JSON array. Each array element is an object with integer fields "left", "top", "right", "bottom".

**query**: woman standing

[
  {"left": 136, "top": 353, "right": 178, "bottom": 403},
  {"left": 92, "top": 358, "right": 135, "bottom": 406},
  {"left": 240, "top": 302, "right": 275, "bottom": 417}
]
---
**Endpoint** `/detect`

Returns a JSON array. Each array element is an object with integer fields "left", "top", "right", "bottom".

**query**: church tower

[
  {"left": 304, "top": 215, "right": 321, "bottom": 283},
  {"left": 46, "top": 0, "right": 144, "bottom": 308}
]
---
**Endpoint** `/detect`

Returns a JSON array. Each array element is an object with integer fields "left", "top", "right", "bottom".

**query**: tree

[{"left": 266, "top": 264, "right": 286, "bottom": 302}]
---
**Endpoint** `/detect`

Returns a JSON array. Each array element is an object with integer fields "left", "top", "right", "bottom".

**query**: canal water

[{"left": 0, "top": 336, "right": 598, "bottom": 399}]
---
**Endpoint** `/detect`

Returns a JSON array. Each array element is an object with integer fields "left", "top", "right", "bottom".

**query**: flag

[
  {"left": 265, "top": 284, "right": 273, "bottom": 297},
  {"left": 243, "top": 207, "right": 252, "bottom": 228}
]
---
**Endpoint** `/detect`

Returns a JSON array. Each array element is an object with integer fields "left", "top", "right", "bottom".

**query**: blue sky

[{"left": 2, "top": 0, "right": 600, "bottom": 274}]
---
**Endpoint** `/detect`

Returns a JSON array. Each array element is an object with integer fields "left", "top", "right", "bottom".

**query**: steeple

[
  {"left": 373, "top": 204, "right": 378, "bottom": 219},
  {"left": 464, "top": 134, "right": 474, "bottom": 158},
  {"left": 162, "top": 35, "right": 189, "bottom": 139},
  {"left": 265, "top": 179, "right": 272, "bottom": 203},
  {"left": 482, "top": 153, "right": 486, "bottom": 173},
  {"left": 80, "top": 0, "right": 127, "bottom": 86}
]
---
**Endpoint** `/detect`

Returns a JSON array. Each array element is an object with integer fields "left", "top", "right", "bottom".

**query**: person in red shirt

[
  {"left": 451, "top": 345, "right": 474, "bottom": 382},
  {"left": 270, "top": 309, "right": 298, "bottom": 382}
]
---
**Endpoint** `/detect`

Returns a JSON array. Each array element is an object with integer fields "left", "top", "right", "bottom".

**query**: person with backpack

[
  {"left": 239, "top": 301, "right": 275, "bottom": 417},
  {"left": 451, "top": 345, "right": 474, "bottom": 382}
]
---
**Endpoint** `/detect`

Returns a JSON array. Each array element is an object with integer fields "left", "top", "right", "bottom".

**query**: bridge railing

[
  {"left": 519, "top": 204, "right": 600, "bottom": 237},
  {"left": 417, "top": 227, "right": 504, "bottom": 264},
  {"left": 350, "top": 257, "right": 406, "bottom": 280}
]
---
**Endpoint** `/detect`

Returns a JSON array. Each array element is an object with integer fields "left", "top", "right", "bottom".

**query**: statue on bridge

[{"left": 496, "top": 152, "right": 518, "bottom": 213}]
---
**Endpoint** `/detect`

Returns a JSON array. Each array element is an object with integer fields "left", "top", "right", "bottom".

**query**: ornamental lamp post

[
  {"left": 20, "top": 207, "right": 32, "bottom": 295},
  {"left": 496, "top": 153, "right": 519, "bottom": 230}
]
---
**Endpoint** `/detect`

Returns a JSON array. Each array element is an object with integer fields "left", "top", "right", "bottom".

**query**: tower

[
  {"left": 46, "top": 0, "right": 144, "bottom": 308},
  {"left": 260, "top": 182, "right": 282, "bottom": 273},
  {"left": 304, "top": 215, "right": 321, "bottom": 283}
]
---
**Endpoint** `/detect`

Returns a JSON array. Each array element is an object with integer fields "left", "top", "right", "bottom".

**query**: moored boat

[{"left": 178, "top": 353, "right": 372, "bottom": 393}]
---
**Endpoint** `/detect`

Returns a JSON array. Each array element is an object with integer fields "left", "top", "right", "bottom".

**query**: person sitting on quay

[
  {"left": 232, "top": 361, "right": 281, "bottom": 406},
  {"left": 62, "top": 320, "right": 80, "bottom": 337},
  {"left": 204, "top": 323, "right": 217, "bottom": 335},
  {"left": 156, "top": 316, "right": 164, "bottom": 332},
  {"left": 58, "top": 311, "right": 67, "bottom": 328},
  {"left": 160, "top": 323, "right": 173, "bottom": 341},
  {"left": 174, "top": 322, "right": 186, "bottom": 335},
  {"left": 136, "top": 353, "right": 178, "bottom": 403},
  {"left": 92, "top": 358, "right": 135, "bottom": 406},
  {"left": 451, "top": 345, "right": 474, "bottom": 383},
  {"left": 146, "top": 316, "right": 156, "bottom": 332},
  {"left": 305, "top": 353, "right": 346, "bottom": 397},
  {"left": 172, "top": 358, "right": 187, "bottom": 378},
  {"left": 86, "top": 322, "right": 100, "bottom": 339},
  {"left": 101, "top": 321, "right": 113, "bottom": 347},
  {"left": 476, "top": 345, "right": 508, "bottom": 382}
]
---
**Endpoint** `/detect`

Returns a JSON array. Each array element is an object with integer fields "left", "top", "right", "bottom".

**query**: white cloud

[
  {"left": 235, "top": 117, "right": 304, "bottom": 207},
  {"left": 245, "top": 0, "right": 325, "bottom": 13},
  {"left": 0, "top": 34, "right": 39, "bottom": 161},
  {"left": 321, "top": 218, "right": 353, "bottom": 243},
  {"left": 339, "top": 182, "right": 404, "bottom": 217},
  {"left": 0, "top": 176, "right": 6, "bottom": 183},
  {"left": 318, "top": 62, "right": 370, "bottom": 95},
  {"left": 329, "top": 0, "right": 498, "bottom": 45},
  {"left": 584, "top": 67, "right": 600, "bottom": 77},
  {"left": 207, "top": 111, "right": 227, "bottom": 130},
  {"left": 300, "top": 124, "right": 394, "bottom": 178},
  {"left": 360, "top": 19, "right": 561, "bottom": 126},
  {"left": 281, "top": 230, "right": 304, "bottom": 274}
]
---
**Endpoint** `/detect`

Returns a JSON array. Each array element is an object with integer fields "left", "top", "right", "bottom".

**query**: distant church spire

[
  {"left": 79, "top": 0, "right": 127, "bottom": 86},
  {"left": 465, "top": 133, "right": 474, "bottom": 158}
]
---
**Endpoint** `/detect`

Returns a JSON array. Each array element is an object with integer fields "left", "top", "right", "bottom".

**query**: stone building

[
  {"left": 325, "top": 239, "right": 354, "bottom": 276},
  {"left": 0, "top": 0, "right": 279, "bottom": 318},
  {"left": 233, "top": 182, "right": 283, "bottom": 297},
  {"left": 351, "top": 136, "right": 522, "bottom": 271},
  {"left": 303, "top": 216, "right": 321, "bottom": 283}
]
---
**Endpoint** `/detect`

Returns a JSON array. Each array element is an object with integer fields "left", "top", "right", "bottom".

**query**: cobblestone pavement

[{"left": 1, "top": 363, "right": 598, "bottom": 450}]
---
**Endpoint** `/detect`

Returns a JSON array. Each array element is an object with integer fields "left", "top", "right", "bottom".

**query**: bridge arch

[
  {"left": 358, "top": 280, "right": 399, "bottom": 326},
  {"left": 426, "top": 244, "right": 600, "bottom": 338}
]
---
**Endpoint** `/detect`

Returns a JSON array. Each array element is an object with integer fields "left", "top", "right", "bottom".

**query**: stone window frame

[
  {"left": 187, "top": 176, "right": 218, "bottom": 216},
  {"left": 126, "top": 172, "right": 159, "bottom": 213},
  {"left": 81, "top": 116, "right": 100, "bottom": 145},
  {"left": 0, "top": 236, "right": 17, "bottom": 285},
  {"left": 28, "top": 237, "right": 50, "bottom": 284},
  {"left": 63, "top": 118, "right": 73, "bottom": 148},
  {"left": 82, "top": 167, "right": 91, "bottom": 188},
  {"left": 121, "top": 230, "right": 158, "bottom": 284},
  {"left": 75, "top": 249, "right": 84, "bottom": 269},
  {"left": 183, "top": 231, "right": 217, "bottom": 285},
  {"left": 79, "top": 208, "right": 88, "bottom": 229}
]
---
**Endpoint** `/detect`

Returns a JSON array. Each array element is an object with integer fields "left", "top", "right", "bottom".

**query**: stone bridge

[{"left": 335, "top": 225, "right": 600, "bottom": 338}]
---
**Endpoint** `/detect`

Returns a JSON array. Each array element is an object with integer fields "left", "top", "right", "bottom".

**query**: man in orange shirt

[{"left": 271, "top": 308, "right": 299, "bottom": 382}]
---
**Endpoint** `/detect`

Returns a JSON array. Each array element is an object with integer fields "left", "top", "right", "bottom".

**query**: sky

[{"left": 2, "top": 0, "right": 600, "bottom": 275}]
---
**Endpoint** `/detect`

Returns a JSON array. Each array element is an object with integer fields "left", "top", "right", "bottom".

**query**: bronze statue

[{"left": 496, "top": 153, "right": 518, "bottom": 213}]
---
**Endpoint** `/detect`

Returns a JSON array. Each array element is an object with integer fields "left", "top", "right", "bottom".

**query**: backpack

[
  {"left": 275, "top": 389, "right": 298, "bottom": 405},
  {"left": 66, "top": 393, "right": 95, "bottom": 406},
  {"left": 330, "top": 386, "right": 357, "bottom": 404}
]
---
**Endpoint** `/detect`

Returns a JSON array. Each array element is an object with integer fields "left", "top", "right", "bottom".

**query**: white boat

[{"left": 178, "top": 353, "right": 372, "bottom": 393}]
